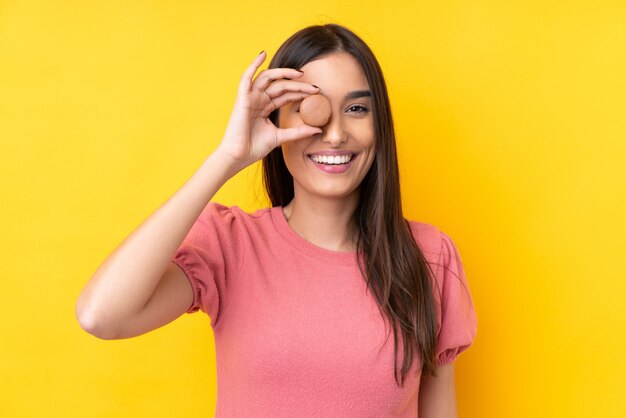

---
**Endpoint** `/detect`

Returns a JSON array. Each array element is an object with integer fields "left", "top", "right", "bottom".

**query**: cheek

[
  {"left": 354, "top": 122, "right": 375, "bottom": 143},
  {"left": 363, "top": 143, "right": 376, "bottom": 169},
  {"left": 281, "top": 144, "right": 305, "bottom": 168}
]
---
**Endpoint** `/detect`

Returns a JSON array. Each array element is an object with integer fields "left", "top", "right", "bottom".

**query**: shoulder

[
  {"left": 200, "top": 201, "right": 270, "bottom": 220},
  {"left": 405, "top": 219, "right": 464, "bottom": 274},
  {"left": 405, "top": 219, "right": 446, "bottom": 261},
  {"left": 198, "top": 201, "right": 273, "bottom": 232}
]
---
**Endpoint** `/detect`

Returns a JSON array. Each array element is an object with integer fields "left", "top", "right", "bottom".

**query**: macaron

[{"left": 299, "top": 94, "right": 331, "bottom": 127}]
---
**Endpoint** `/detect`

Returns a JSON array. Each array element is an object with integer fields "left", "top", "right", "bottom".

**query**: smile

[
  {"left": 308, "top": 154, "right": 355, "bottom": 165},
  {"left": 307, "top": 153, "right": 357, "bottom": 174}
]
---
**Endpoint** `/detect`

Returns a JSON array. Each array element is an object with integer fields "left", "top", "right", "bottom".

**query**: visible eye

[{"left": 348, "top": 104, "right": 369, "bottom": 113}]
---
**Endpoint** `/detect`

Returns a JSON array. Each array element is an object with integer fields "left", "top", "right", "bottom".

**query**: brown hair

[{"left": 262, "top": 24, "right": 440, "bottom": 386}]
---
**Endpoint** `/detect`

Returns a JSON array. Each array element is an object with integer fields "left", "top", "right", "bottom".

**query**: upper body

[
  {"left": 77, "top": 24, "right": 478, "bottom": 418},
  {"left": 171, "top": 202, "right": 477, "bottom": 417}
]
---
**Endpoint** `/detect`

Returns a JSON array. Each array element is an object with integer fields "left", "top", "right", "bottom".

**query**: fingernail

[
  {"left": 296, "top": 69, "right": 304, "bottom": 73},
  {"left": 312, "top": 84, "right": 319, "bottom": 89},
  {"left": 259, "top": 50, "right": 265, "bottom": 55}
]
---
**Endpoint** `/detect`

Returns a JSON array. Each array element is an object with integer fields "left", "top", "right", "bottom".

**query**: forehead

[{"left": 299, "top": 52, "right": 370, "bottom": 98}]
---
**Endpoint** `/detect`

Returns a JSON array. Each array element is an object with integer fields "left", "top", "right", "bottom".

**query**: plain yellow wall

[{"left": 1, "top": 1, "right": 624, "bottom": 417}]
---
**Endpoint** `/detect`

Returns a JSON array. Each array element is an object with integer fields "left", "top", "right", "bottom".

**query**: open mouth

[
  {"left": 307, "top": 153, "right": 356, "bottom": 165},
  {"left": 306, "top": 153, "right": 358, "bottom": 174}
]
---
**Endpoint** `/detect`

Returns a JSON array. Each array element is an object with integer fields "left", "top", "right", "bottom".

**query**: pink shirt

[{"left": 171, "top": 202, "right": 477, "bottom": 417}]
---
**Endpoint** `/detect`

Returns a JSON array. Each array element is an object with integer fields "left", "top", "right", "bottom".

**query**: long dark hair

[{"left": 262, "top": 24, "right": 439, "bottom": 386}]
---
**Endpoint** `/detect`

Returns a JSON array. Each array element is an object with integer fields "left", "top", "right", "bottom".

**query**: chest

[{"left": 214, "top": 255, "right": 420, "bottom": 413}]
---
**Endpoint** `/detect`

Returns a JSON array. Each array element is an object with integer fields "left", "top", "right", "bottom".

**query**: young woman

[{"left": 76, "top": 24, "right": 477, "bottom": 417}]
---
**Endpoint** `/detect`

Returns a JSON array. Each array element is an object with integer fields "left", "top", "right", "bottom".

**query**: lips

[
  {"left": 307, "top": 153, "right": 357, "bottom": 174},
  {"left": 306, "top": 150, "right": 356, "bottom": 156},
  {"left": 308, "top": 154, "right": 354, "bottom": 165}
]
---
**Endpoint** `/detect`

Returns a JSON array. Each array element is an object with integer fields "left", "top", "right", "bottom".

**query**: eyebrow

[{"left": 344, "top": 90, "right": 371, "bottom": 100}]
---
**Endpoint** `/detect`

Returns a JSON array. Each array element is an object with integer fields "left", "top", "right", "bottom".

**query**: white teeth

[{"left": 310, "top": 154, "right": 354, "bottom": 165}]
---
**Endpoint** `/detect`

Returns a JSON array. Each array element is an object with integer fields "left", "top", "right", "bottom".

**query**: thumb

[{"left": 275, "top": 125, "right": 323, "bottom": 145}]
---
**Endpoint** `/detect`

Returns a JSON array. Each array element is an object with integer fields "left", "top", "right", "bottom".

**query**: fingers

[
  {"left": 239, "top": 51, "right": 311, "bottom": 98},
  {"left": 261, "top": 91, "right": 311, "bottom": 117},
  {"left": 251, "top": 67, "right": 306, "bottom": 92},
  {"left": 264, "top": 79, "right": 319, "bottom": 99},
  {"left": 238, "top": 51, "right": 267, "bottom": 95},
  {"left": 275, "top": 125, "right": 323, "bottom": 146}
]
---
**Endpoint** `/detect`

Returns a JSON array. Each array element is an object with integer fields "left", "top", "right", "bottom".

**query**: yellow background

[{"left": 1, "top": 1, "right": 625, "bottom": 417}]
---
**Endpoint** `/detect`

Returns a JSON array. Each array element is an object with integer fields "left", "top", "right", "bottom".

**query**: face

[{"left": 277, "top": 52, "right": 376, "bottom": 200}]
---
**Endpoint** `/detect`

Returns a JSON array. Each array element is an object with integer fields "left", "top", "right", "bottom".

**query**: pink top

[{"left": 171, "top": 202, "right": 477, "bottom": 417}]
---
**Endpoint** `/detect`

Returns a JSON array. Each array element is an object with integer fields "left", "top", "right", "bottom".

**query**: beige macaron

[{"left": 299, "top": 94, "right": 332, "bottom": 127}]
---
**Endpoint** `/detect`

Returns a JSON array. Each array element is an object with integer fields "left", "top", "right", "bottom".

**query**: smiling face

[{"left": 277, "top": 52, "right": 376, "bottom": 201}]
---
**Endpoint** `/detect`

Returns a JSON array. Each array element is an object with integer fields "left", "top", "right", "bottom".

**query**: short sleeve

[
  {"left": 433, "top": 231, "right": 478, "bottom": 366},
  {"left": 170, "top": 202, "right": 244, "bottom": 327}
]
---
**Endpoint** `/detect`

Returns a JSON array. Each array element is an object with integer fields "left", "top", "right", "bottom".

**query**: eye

[{"left": 348, "top": 104, "right": 369, "bottom": 113}]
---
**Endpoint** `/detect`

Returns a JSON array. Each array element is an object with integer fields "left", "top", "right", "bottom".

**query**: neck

[{"left": 282, "top": 191, "right": 359, "bottom": 253}]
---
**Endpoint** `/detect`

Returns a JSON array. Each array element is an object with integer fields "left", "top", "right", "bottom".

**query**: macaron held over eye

[{"left": 299, "top": 94, "right": 332, "bottom": 127}]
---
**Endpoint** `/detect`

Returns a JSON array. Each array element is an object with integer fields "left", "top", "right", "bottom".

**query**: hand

[{"left": 216, "top": 51, "right": 322, "bottom": 170}]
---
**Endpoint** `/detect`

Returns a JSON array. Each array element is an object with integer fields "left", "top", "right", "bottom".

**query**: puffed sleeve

[
  {"left": 170, "top": 202, "right": 244, "bottom": 327},
  {"left": 433, "top": 231, "right": 478, "bottom": 366}
]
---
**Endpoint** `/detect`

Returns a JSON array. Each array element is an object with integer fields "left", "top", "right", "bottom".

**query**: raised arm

[
  {"left": 75, "top": 151, "right": 242, "bottom": 339},
  {"left": 75, "top": 51, "right": 322, "bottom": 339}
]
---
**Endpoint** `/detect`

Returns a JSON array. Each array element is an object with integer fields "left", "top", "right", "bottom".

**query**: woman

[{"left": 76, "top": 24, "right": 477, "bottom": 417}]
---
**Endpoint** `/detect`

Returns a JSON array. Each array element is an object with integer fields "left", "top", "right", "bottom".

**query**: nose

[{"left": 320, "top": 109, "right": 347, "bottom": 146}]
